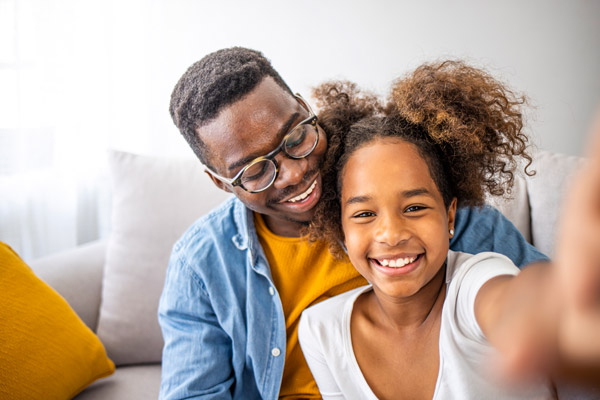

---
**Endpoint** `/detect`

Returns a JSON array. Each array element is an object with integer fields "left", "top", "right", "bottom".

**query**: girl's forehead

[
  {"left": 341, "top": 139, "right": 439, "bottom": 197},
  {"left": 346, "top": 138, "right": 425, "bottom": 174}
]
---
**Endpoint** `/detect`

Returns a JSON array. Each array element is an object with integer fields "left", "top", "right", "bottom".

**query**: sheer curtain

[
  {"left": 0, "top": 0, "right": 178, "bottom": 262},
  {"left": 0, "top": 0, "right": 110, "bottom": 261},
  {"left": 2, "top": 0, "right": 598, "bottom": 261}
]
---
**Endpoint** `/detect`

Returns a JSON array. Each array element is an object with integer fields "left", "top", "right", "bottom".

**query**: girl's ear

[
  {"left": 205, "top": 170, "right": 233, "bottom": 193},
  {"left": 447, "top": 198, "right": 457, "bottom": 238}
]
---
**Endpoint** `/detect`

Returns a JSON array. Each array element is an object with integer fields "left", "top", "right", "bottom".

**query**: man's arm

[
  {"left": 451, "top": 205, "right": 548, "bottom": 268},
  {"left": 158, "top": 252, "right": 234, "bottom": 400}
]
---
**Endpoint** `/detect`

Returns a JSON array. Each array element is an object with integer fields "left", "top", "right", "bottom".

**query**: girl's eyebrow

[
  {"left": 403, "top": 188, "right": 431, "bottom": 198},
  {"left": 345, "top": 195, "right": 371, "bottom": 206},
  {"left": 344, "top": 188, "right": 432, "bottom": 206}
]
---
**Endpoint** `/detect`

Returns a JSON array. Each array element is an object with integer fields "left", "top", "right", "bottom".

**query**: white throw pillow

[
  {"left": 485, "top": 172, "right": 532, "bottom": 244},
  {"left": 96, "top": 150, "right": 232, "bottom": 365},
  {"left": 527, "top": 150, "right": 586, "bottom": 257}
]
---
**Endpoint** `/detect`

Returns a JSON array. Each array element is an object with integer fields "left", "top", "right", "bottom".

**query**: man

[{"left": 158, "top": 47, "right": 546, "bottom": 399}]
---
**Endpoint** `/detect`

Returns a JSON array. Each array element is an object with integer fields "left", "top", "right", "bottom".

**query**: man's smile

[
  {"left": 273, "top": 175, "right": 322, "bottom": 215},
  {"left": 285, "top": 180, "right": 317, "bottom": 203}
]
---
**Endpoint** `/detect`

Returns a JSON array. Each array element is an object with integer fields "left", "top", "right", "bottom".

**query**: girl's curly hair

[{"left": 308, "top": 60, "right": 534, "bottom": 258}]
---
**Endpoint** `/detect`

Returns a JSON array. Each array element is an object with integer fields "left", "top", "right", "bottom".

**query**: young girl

[{"left": 298, "top": 61, "right": 560, "bottom": 399}]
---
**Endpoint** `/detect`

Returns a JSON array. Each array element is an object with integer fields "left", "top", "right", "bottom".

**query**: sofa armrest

[{"left": 30, "top": 240, "right": 107, "bottom": 332}]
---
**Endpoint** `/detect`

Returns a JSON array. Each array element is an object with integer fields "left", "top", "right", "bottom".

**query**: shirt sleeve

[
  {"left": 158, "top": 249, "right": 234, "bottom": 400},
  {"left": 450, "top": 205, "right": 549, "bottom": 268},
  {"left": 453, "top": 252, "right": 520, "bottom": 342},
  {"left": 298, "top": 312, "right": 346, "bottom": 400}
]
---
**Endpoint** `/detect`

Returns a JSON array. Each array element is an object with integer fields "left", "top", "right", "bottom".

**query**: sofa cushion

[
  {"left": 527, "top": 150, "right": 586, "bottom": 257},
  {"left": 0, "top": 242, "right": 114, "bottom": 399},
  {"left": 29, "top": 240, "right": 106, "bottom": 332},
  {"left": 96, "top": 151, "right": 232, "bottom": 365},
  {"left": 485, "top": 172, "right": 531, "bottom": 243},
  {"left": 74, "top": 364, "right": 161, "bottom": 400}
]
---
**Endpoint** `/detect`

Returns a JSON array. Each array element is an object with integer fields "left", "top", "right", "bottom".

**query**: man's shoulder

[
  {"left": 172, "top": 196, "right": 250, "bottom": 262},
  {"left": 456, "top": 204, "right": 500, "bottom": 224}
]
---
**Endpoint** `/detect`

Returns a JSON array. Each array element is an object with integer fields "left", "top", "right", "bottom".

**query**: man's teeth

[
  {"left": 287, "top": 180, "right": 317, "bottom": 203},
  {"left": 379, "top": 256, "right": 417, "bottom": 268}
]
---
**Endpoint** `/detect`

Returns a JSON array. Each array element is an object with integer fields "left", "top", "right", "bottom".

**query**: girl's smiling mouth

[{"left": 369, "top": 254, "right": 423, "bottom": 275}]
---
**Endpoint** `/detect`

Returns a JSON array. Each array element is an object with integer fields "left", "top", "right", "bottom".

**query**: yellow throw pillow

[{"left": 0, "top": 242, "right": 115, "bottom": 400}]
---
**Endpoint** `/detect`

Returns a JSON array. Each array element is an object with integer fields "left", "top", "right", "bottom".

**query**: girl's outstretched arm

[
  {"left": 554, "top": 112, "right": 600, "bottom": 364},
  {"left": 475, "top": 111, "right": 600, "bottom": 388}
]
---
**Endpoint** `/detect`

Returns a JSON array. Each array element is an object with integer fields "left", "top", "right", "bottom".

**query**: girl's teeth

[{"left": 378, "top": 256, "right": 417, "bottom": 268}]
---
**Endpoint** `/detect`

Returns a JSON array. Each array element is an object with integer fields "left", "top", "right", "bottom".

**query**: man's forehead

[{"left": 196, "top": 80, "right": 300, "bottom": 172}]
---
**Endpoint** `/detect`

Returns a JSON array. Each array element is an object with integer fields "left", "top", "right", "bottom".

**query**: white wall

[
  {"left": 2, "top": 0, "right": 599, "bottom": 259},
  {"left": 105, "top": 0, "right": 600, "bottom": 157}
]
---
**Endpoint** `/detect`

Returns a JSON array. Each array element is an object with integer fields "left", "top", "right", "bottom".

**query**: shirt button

[
  {"left": 271, "top": 347, "right": 281, "bottom": 357},
  {"left": 269, "top": 287, "right": 275, "bottom": 296}
]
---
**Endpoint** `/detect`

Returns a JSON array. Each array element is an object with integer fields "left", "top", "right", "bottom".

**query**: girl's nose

[
  {"left": 272, "top": 155, "right": 308, "bottom": 190},
  {"left": 374, "top": 215, "right": 411, "bottom": 247}
]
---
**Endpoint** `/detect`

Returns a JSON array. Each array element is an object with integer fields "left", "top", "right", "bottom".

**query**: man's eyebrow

[
  {"left": 227, "top": 112, "right": 301, "bottom": 172},
  {"left": 344, "top": 188, "right": 432, "bottom": 206}
]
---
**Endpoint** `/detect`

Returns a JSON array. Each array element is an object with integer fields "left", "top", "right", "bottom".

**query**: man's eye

[
  {"left": 243, "top": 162, "right": 269, "bottom": 181},
  {"left": 286, "top": 127, "right": 306, "bottom": 148}
]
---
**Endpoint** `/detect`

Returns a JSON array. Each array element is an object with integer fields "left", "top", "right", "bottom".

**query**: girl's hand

[
  {"left": 554, "top": 111, "right": 600, "bottom": 380},
  {"left": 490, "top": 112, "right": 600, "bottom": 387}
]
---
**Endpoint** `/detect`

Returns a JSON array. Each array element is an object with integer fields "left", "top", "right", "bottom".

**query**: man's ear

[{"left": 205, "top": 170, "right": 232, "bottom": 193}]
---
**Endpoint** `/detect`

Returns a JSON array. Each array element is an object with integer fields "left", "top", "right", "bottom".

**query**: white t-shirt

[{"left": 298, "top": 251, "right": 555, "bottom": 399}]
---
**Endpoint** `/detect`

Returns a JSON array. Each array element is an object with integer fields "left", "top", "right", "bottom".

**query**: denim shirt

[{"left": 158, "top": 197, "right": 547, "bottom": 400}]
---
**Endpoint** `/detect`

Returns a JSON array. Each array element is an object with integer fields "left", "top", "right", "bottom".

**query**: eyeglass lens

[
  {"left": 240, "top": 122, "right": 318, "bottom": 192},
  {"left": 284, "top": 124, "right": 316, "bottom": 157}
]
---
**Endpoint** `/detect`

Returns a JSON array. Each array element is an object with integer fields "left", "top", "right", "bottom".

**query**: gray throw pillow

[{"left": 96, "top": 150, "right": 231, "bottom": 365}]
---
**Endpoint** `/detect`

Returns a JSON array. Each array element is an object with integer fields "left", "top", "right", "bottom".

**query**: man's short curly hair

[{"left": 169, "top": 47, "right": 292, "bottom": 168}]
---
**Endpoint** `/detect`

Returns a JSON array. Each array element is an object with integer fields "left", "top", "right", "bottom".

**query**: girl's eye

[
  {"left": 405, "top": 205, "right": 427, "bottom": 213},
  {"left": 353, "top": 211, "right": 375, "bottom": 218}
]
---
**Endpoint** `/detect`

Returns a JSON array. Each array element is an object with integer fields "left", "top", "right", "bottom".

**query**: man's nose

[
  {"left": 272, "top": 154, "right": 308, "bottom": 189},
  {"left": 374, "top": 214, "right": 411, "bottom": 246}
]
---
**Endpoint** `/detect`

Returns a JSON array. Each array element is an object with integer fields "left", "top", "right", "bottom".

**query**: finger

[
  {"left": 560, "top": 309, "right": 600, "bottom": 362},
  {"left": 584, "top": 108, "right": 600, "bottom": 161},
  {"left": 554, "top": 108, "right": 600, "bottom": 308}
]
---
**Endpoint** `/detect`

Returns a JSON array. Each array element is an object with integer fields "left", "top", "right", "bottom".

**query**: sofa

[{"left": 28, "top": 149, "right": 592, "bottom": 399}]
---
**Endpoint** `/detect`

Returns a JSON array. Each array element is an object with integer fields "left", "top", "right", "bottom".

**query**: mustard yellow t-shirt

[{"left": 254, "top": 213, "right": 367, "bottom": 399}]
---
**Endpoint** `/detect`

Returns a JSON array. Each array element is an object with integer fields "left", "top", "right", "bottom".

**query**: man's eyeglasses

[{"left": 205, "top": 94, "right": 320, "bottom": 193}]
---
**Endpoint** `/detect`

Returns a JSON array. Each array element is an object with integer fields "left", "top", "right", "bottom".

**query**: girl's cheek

[{"left": 345, "top": 231, "right": 365, "bottom": 256}]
